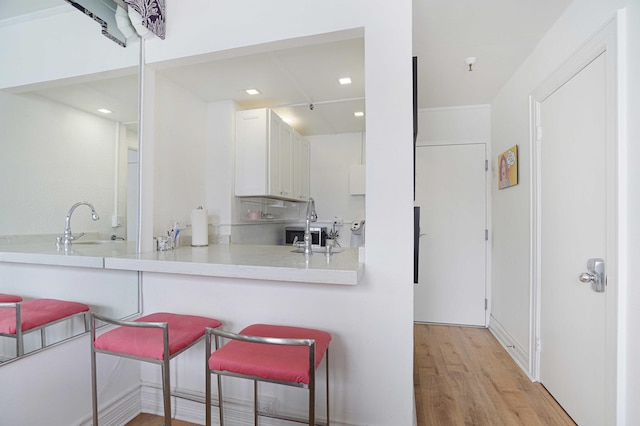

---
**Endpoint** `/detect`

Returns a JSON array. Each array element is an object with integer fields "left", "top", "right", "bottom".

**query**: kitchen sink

[
  {"left": 291, "top": 246, "right": 344, "bottom": 254},
  {"left": 73, "top": 240, "right": 121, "bottom": 245}
]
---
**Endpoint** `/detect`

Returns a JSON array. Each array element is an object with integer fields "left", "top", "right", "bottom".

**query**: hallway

[{"left": 414, "top": 324, "right": 576, "bottom": 425}]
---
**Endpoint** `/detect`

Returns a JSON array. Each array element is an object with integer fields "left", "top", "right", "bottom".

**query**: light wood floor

[
  {"left": 127, "top": 324, "right": 576, "bottom": 426},
  {"left": 414, "top": 323, "right": 576, "bottom": 426},
  {"left": 125, "top": 412, "right": 198, "bottom": 426}
]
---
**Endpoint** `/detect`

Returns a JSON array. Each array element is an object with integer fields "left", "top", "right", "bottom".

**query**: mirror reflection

[
  {"left": 0, "top": 1, "right": 141, "bottom": 363},
  {"left": 65, "top": 0, "right": 133, "bottom": 47},
  {"left": 0, "top": 71, "right": 140, "bottom": 362},
  {"left": 0, "top": 71, "right": 139, "bottom": 244}
]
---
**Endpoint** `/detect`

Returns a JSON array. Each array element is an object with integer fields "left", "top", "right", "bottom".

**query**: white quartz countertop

[
  {"left": 0, "top": 240, "right": 136, "bottom": 268},
  {"left": 104, "top": 244, "right": 363, "bottom": 285},
  {"left": 0, "top": 240, "right": 363, "bottom": 285}
]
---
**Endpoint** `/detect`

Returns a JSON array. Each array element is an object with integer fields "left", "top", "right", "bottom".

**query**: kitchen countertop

[
  {"left": 105, "top": 244, "right": 363, "bottom": 285},
  {"left": 0, "top": 240, "right": 137, "bottom": 268},
  {"left": 0, "top": 240, "right": 363, "bottom": 285}
]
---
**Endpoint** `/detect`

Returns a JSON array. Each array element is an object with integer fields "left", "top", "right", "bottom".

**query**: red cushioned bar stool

[
  {"left": 91, "top": 312, "right": 222, "bottom": 426},
  {"left": 0, "top": 298, "right": 90, "bottom": 357},
  {"left": 0, "top": 293, "right": 23, "bottom": 303},
  {"left": 205, "top": 324, "right": 332, "bottom": 426}
]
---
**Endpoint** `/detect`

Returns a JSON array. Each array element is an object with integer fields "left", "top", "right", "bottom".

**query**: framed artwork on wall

[{"left": 498, "top": 145, "right": 518, "bottom": 189}]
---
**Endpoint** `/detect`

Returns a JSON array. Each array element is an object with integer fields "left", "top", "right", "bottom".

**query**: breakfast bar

[
  {"left": 105, "top": 244, "right": 363, "bottom": 285},
  {"left": 0, "top": 241, "right": 364, "bottom": 286}
]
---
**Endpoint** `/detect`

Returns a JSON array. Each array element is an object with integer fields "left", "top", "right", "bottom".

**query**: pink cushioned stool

[
  {"left": 205, "top": 324, "right": 332, "bottom": 426},
  {"left": 0, "top": 298, "right": 90, "bottom": 357},
  {"left": 91, "top": 312, "right": 222, "bottom": 426},
  {"left": 0, "top": 293, "right": 22, "bottom": 303}
]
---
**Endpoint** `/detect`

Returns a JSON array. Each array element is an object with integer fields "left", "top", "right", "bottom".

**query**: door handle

[{"left": 578, "top": 258, "right": 605, "bottom": 293}]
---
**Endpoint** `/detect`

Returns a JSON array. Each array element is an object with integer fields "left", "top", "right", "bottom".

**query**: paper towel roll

[{"left": 191, "top": 207, "right": 209, "bottom": 246}]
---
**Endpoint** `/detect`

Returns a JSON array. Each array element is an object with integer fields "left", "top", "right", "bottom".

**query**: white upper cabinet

[
  {"left": 293, "top": 132, "right": 310, "bottom": 201},
  {"left": 235, "top": 108, "right": 309, "bottom": 202}
]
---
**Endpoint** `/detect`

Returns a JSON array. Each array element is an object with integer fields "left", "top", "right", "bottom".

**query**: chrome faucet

[
  {"left": 303, "top": 197, "right": 317, "bottom": 255},
  {"left": 56, "top": 201, "right": 100, "bottom": 247}
]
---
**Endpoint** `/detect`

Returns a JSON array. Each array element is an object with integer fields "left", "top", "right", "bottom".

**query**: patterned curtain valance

[{"left": 124, "top": 0, "right": 166, "bottom": 40}]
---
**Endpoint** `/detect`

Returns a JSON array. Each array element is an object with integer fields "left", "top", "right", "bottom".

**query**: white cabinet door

[
  {"left": 235, "top": 108, "right": 268, "bottom": 197},
  {"left": 278, "top": 121, "right": 293, "bottom": 198},
  {"left": 235, "top": 107, "right": 307, "bottom": 201},
  {"left": 268, "top": 111, "right": 282, "bottom": 197},
  {"left": 267, "top": 111, "right": 293, "bottom": 199},
  {"left": 291, "top": 131, "right": 309, "bottom": 201}
]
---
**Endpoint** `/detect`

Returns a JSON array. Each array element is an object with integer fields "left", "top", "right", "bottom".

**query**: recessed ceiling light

[
  {"left": 339, "top": 77, "right": 352, "bottom": 85},
  {"left": 245, "top": 89, "right": 261, "bottom": 95},
  {"left": 97, "top": 108, "right": 112, "bottom": 114},
  {"left": 354, "top": 111, "right": 364, "bottom": 117}
]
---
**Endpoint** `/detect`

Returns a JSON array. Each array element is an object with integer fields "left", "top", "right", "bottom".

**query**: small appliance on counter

[
  {"left": 285, "top": 226, "right": 327, "bottom": 248},
  {"left": 350, "top": 220, "right": 365, "bottom": 247}
]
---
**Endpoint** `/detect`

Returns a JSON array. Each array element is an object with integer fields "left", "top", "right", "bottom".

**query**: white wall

[
  {"left": 152, "top": 72, "right": 208, "bottom": 238},
  {"left": 0, "top": 7, "right": 143, "bottom": 426},
  {"left": 490, "top": 1, "right": 640, "bottom": 424},
  {"left": 0, "top": 333, "right": 140, "bottom": 426},
  {"left": 0, "top": 91, "right": 121, "bottom": 237},
  {"left": 0, "top": 1, "right": 414, "bottom": 425},
  {"left": 206, "top": 100, "right": 241, "bottom": 237},
  {"left": 0, "top": 264, "right": 140, "bottom": 425},
  {"left": 138, "top": 1, "right": 414, "bottom": 425},
  {"left": 308, "top": 132, "right": 366, "bottom": 247},
  {"left": 0, "top": 6, "right": 138, "bottom": 89},
  {"left": 417, "top": 105, "right": 491, "bottom": 145}
]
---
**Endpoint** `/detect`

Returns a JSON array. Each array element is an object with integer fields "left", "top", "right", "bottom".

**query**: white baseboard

[
  {"left": 488, "top": 315, "right": 533, "bottom": 379},
  {"left": 78, "top": 385, "right": 141, "bottom": 426},
  {"left": 140, "top": 383, "right": 353, "bottom": 426}
]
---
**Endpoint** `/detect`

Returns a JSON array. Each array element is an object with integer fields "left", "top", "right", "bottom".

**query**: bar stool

[
  {"left": 0, "top": 293, "right": 22, "bottom": 303},
  {"left": 0, "top": 298, "right": 90, "bottom": 356},
  {"left": 91, "top": 312, "right": 222, "bottom": 426},
  {"left": 205, "top": 323, "right": 332, "bottom": 426}
]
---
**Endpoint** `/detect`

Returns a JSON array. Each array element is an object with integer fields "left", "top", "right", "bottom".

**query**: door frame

[{"left": 529, "top": 11, "right": 625, "bottom": 424}]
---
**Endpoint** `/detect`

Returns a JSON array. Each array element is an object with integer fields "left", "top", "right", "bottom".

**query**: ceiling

[
  {"left": 154, "top": 37, "right": 365, "bottom": 135},
  {"left": 413, "top": 0, "right": 573, "bottom": 108},
  {"left": 2, "top": 0, "right": 573, "bottom": 134}
]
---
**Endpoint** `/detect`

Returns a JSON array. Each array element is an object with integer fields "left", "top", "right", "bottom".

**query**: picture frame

[{"left": 498, "top": 145, "right": 518, "bottom": 189}]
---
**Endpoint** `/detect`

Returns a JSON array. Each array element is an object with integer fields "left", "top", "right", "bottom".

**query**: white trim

[
  {"left": 418, "top": 104, "right": 491, "bottom": 113},
  {"left": 483, "top": 142, "right": 492, "bottom": 328},
  {"left": 79, "top": 385, "right": 141, "bottom": 426},
  {"left": 415, "top": 140, "right": 486, "bottom": 148},
  {"left": 614, "top": 8, "right": 628, "bottom": 425},
  {"left": 529, "top": 13, "right": 621, "bottom": 425},
  {"left": 489, "top": 315, "right": 531, "bottom": 379},
  {"left": 0, "top": 5, "right": 71, "bottom": 27},
  {"left": 139, "top": 383, "right": 355, "bottom": 426}
]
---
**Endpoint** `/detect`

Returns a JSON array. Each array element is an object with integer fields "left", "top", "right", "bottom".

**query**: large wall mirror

[
  {"left": 0, "top": 1, "right": 141, "bottom": 362},
  {"left": 0, "top": 71, "right": 139, "bottom": 243}
]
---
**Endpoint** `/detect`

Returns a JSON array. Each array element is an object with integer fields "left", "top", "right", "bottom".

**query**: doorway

[
  {"left": 531, "top": 16, "right": 620, "bottom": 425},
  {"left": 414, "top": 143, "right": 488, "bottom": 326}
]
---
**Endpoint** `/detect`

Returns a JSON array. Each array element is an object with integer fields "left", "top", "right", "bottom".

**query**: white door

[
  {"left": 538, "top": 51, "right": 613, "bottom": 426},
  {"left": 414, "top": 144, "right": 487, "bottom": 326}
]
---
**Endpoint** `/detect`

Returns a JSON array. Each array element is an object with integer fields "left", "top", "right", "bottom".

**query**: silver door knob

[
  {"left": 578, "top": 258, "right": 605, "bottom": 293},
  {"left": 579, "top": 272, "right": 596, "bottom": 284}
]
